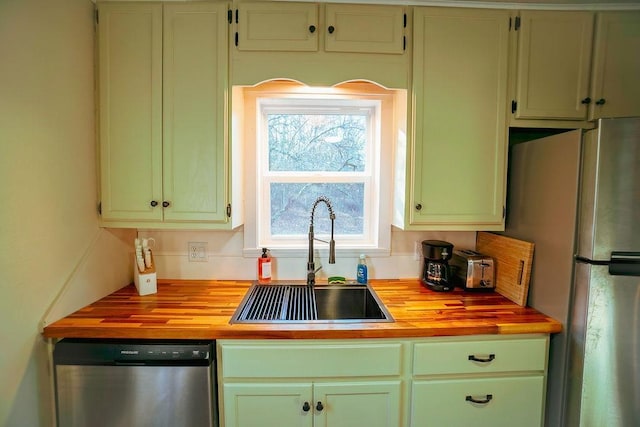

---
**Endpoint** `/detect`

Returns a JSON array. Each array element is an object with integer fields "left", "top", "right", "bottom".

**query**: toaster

[{"left": 450, "top": 249, "right": 495, "bottom": 290}]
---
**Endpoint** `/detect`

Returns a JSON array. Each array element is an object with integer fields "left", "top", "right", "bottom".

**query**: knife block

[{"left": 134, "top": 253, "right": 157, "bottom": 296}]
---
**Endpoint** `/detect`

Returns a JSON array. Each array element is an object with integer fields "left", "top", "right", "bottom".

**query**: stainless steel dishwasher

[{"left": 53, "top": 339, "right": 217, "bottom": 427}]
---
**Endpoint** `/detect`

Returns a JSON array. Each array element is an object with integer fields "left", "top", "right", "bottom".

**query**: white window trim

[
  {"left": 258, "top": 99, "right": 379, "bottom": 248},
  {"left": 239, "top": 81, "right": 400, "bottom": 258}
]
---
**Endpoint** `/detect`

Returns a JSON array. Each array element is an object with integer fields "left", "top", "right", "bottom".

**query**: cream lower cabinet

[
  {"left": 218, "top": 335, "right": 550, "bottom": 427},
  {"left": 218, "top": 340, "right": 403, "bottom": 427},
  {"left": 410, "top": 336, "right": 548, "bottom": 427},
  {"left": 400, "top": 7, "right": 509, "bottom": 230},
  {"left": 97, "top": 2, "right": 231, "bottom": 228},
  {"left": 223, "top": 381, "right": 401, "bottom": 427}
]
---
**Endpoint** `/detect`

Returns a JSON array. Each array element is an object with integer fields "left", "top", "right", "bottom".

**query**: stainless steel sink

[{"left": 230, "top": 283, "right": 393, "bottom": 323}]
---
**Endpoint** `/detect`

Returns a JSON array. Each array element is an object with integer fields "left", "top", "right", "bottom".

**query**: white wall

[
  {"left": 0, "top": 1, "right": 134, "bottom": 425},
  {"left": 139, "top": 228, "right": 476, "bottom": 281}
]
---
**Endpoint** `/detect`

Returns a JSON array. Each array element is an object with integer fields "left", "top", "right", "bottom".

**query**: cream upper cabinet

[
  {"left": 98, "top": 2, "right": 231, "bottom": 228},
  {"left": 405, "top": 7, "right": 509, "bottom": 230},
  {"left": 236, "top": 2, "right": 319, "bottom": 51},
  {"left": 235, "top": 2, "right": 405, "bottom": 54},
  {"left": 589, "top": 11, "right": 640, "bottom": 120},
  {"left": 512, "top": 11, "right": 594, "bottom": 120},
  {"left": 98, "top": 3, "right": 163, "bottom": 222},
  {"left": 324, "top": 4, "right": 405, "bottom": 54}
]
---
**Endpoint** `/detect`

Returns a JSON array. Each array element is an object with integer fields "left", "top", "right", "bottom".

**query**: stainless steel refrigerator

[{"left": 503, "top": 117, "right": 640, "bottom": 427}]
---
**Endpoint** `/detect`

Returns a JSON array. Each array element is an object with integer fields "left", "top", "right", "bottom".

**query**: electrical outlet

[
  {"left": 414, "top": 241, "right": 421, "bottom": 261},
  {"left": 188, "top": 242, "right": 208, "bottom": 262}
]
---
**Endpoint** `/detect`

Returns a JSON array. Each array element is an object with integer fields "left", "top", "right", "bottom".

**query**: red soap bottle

[{"left": 258, "top": 248, "right": 272, "bottom": 284}]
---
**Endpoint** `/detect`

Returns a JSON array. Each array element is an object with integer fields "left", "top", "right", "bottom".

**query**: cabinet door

[
  {"left": 324, "top": 4, "right": 405, "bottom": 54},
  {"left": 514, "top": 11, "right": 593, "bottom": 120},
  {"left": 589, "top": 11, "right": 640, "bottom": 120},
  {"left": 236, "top": 2, "right": 318, "bottom": 51},
  {"left": 223, "top": 383, "right": 313, "bottom": 427},
  {"left": 163, "top": 3, "right": 229, "bottom": 222},
  {"left": 313, "top": 381, "right": 401, "bottom": 427},
  {"left": 98, "top": 3, "right": 163, "bottom": 221},
  {"left": 411, "top": 376, "right": 545, "bottom": 427},
  {"left": 411, "top": 8, "right": 509, "bottom": 229}
]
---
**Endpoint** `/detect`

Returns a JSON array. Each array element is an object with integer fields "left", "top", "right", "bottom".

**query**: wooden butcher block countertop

[{"left": 42, "top": 279, "right": 562, "bottom": 340}]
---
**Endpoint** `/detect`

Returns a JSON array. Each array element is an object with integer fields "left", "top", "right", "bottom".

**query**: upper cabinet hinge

[
  {"left": 403, "top": 36, "right": 406, "bottom": 51},
  {"left": 515, "top": 16, "right": 521, "bottom": 31},
  {"left": 98, "top": 202, "right": 102, "bottom": 215},
  {"left": 226, "top": 204, "right": 232, "bottom": 218},
  {"left": 95, "top": 9, "right": 99, "bottom": 25},
  {"left": 227, "top": 9, "right": 232, "bottom": 24},
  {"left": 509, "top": 17, "right": 511, "bottom": 31},
  {"left": 511, "top": 100, "right": 517, "bottom": 113},
  {"left": 403, "top": 13, "right": 407, "bottom": 28},
  {"left": 234, "top": 9, "right": 239, "bottom": 46}
]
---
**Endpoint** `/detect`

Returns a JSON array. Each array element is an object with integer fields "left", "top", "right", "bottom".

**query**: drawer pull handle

[
  {"left": 466, "top": 394, "right": 493, "bottom": 404},
  {"left": 302, "top": 402, "right": 311, "bottom": 412},
  {"left": 468, "top": 353, "right": 495, "bottom": 363}
]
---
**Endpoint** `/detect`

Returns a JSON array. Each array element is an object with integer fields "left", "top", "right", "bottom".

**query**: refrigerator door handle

[{"left": 609, "top": 251, "right": 640, "bottom": 276}]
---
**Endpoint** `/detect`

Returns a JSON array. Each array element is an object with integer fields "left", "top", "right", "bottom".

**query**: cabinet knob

[
  {"left": 465, "top": 394, "right": 493, "bottom": 405},
  {"left": 309, "top": 25, "right": 316, "bottom": 34},
  {"left": 162, "top": 201, "right": 170, "bottom": 208},
  {"left": 596, "top": 98, "right": 606, "bottom": 106},
  {"left": 150, "top": 200, "right": 158, "bottom": 207},
  {"left": 328, "top": 25, "right": 335, "bottom": 34},
  {"left": 415, "top": 203, "right": 422, "bottom": 211},
  {"left": 302, "top": 402, "right": 311, "bottom": 412},
  {"left": 316, "top": 401, "right": 324, "bottom": 412},
  {"left": 581, "top": 97, "right": 591, "bottom": 105},
  {"left": 468, "top": 354, "right": 495, "bottom": 363}
]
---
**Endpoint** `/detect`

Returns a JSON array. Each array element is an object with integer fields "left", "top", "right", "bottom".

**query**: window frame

[
  {"left": 240, "top": 81, "right": 399, "bottom": 258},
  {"left": 258, "top": 98, "right": 380, "bottom": 247}
]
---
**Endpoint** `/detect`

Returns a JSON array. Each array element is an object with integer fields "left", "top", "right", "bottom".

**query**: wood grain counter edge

[{"left": 42, "top": 279, "right": 562, "bottom": 340}]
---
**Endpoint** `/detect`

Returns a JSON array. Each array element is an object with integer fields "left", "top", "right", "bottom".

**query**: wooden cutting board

[{"left": 476, "top": 232, "right": 534, "bottom": 307}]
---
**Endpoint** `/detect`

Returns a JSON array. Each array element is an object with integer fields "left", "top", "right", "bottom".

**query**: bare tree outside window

[{"left": 266, "top": 112, "right": 369, "bottom": 236}]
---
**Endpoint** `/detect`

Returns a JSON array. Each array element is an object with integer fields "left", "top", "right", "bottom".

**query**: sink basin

[
  {"left": 314, "top": 286, "right": 389, "bottom": 320},
  {"left": 230, "top": 283, "right": 393, "bottom": 323}
]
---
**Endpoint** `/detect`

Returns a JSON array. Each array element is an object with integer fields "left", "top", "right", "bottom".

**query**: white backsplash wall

[{"left": 138, "top": 228, "right": 476, "bottom": 281}]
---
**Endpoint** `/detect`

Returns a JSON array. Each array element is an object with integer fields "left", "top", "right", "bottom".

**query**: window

[{"left": 240, "top": 81, "right": 401, "bottom": 256}]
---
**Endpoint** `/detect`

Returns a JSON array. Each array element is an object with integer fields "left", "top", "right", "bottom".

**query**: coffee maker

[{"left": 421, "top": 240, "right": 454, "bottom": 291}]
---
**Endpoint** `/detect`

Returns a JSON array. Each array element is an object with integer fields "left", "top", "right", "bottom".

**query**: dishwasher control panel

[{"left": 54, "top": 339, "right": 214, "bottom": 365}]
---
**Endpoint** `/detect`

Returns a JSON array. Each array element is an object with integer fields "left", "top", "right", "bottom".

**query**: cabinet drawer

[
  {"left": 411, "top": 376, "right": 544, "bottom": 427},
  {"left": 220, "top": 341, "right": 402, "bottom": 378},
  {"left": 413, "top": 337, "right": 547, "bottom": 375}
]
